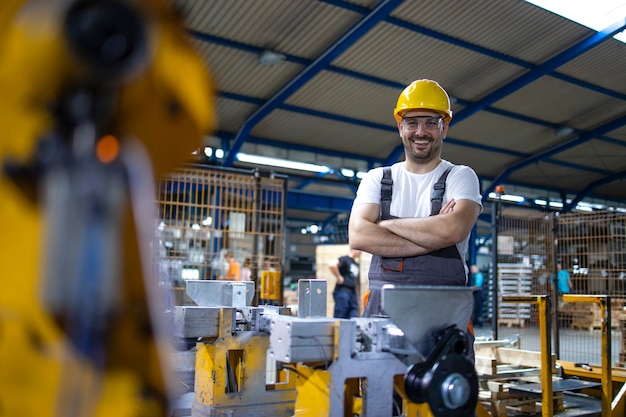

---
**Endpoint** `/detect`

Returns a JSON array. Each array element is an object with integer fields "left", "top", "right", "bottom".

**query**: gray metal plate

[
  {"left": 381, "top": 285, "right": 473, "bottom": 355},
  {"left": 186, "top": 280, "right": 255, "bottom": 307}
]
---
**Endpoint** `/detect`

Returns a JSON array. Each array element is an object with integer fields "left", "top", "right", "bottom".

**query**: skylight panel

[{"left": 525, "top": 0, "right": 626, "bottom": 43}]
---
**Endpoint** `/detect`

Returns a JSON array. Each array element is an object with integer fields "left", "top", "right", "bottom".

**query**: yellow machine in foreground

[{"left": 0, "top": 0, "right": 214, "bottom": 416}]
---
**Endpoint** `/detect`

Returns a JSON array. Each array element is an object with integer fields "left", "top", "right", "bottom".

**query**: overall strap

[
  {"left": 380, "top": 165, "right": 454, "bottom": 218},
  {"left": 380, "top": 167, "right": 393, "bottom": 219},
  {"left": 430, "top": 166, "right": 453, "bottom": 216}
]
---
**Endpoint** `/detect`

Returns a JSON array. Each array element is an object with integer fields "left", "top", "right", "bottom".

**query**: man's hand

[
  {"left": 440, "top": 198, "right": 455, "bottom": 214},
  {"left": 348, "top": 203, "right": 434, "bottom": 257},
  {"left": 379, "top": 199, "right": 481, "bottom": 249}
]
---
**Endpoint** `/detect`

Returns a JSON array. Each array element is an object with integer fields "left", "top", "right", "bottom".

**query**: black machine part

[
  {"left": 404, "top": 325, "right": 478, "bottom": 417},
  {"left": 64, "top": 0, "right": 149, "bottom": 83}
]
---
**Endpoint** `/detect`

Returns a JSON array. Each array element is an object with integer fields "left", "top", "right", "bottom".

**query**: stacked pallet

[
  {"left": 562, "top": 298, "right": 624, "bottom": 332},
  {"left": 560, "top": 302, "right": 595, "bottom": 331},
  {"left": 497, "top": 264, "right": 533, "bottom": 328}
]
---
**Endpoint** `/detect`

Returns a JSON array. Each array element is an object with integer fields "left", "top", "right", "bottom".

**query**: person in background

[
  {"left": 557, "top": 262, "right": 571, "bottom": 294},
  {"left": 470, "top": 265, "right": 485, "bottom": 327},
  {"left": 222, "top": 252, "right": 241, "bottom": 281},
  {"left": 241, "top": 258, "right": 252, "bottom": 281},
  {"left": 557, "top": 262, "right": 572, "bottom": 328},
  {"left": 262, "top": 257, "right": 276, "bottom": 272},
  {"left": 329, "top": 249, "right": 361, "bottom": 319}
]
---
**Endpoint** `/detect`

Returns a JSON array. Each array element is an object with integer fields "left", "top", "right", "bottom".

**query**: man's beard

[{"left": 403, "top": 134, "right": 441, "bottom": 164}]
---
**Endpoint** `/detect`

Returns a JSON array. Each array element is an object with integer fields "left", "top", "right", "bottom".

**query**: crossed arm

[{"left": 348, "top": 199, "right": 481, "bottom": 258}]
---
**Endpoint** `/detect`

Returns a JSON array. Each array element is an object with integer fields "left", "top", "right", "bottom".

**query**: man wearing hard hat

[{"left": 349, "top": 79, "right": 482, "bottom": 317}]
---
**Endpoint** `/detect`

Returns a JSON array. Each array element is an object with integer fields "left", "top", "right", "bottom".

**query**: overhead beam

[
  {"left": 286, "top": 189, "right": 354, "bottom": 213},
  {"left": 318, "top": 0, "right": 626, "bottom": 102},
  {"left": 384, "top": 17, "right": 626, "bottom": 175},
  {"left": 215, "top": 124, "right": 614, "bottom": 177},
  {"left": 220, "top": 0, "right": 405, "bottom": 167},
  {"left": 195, "top": 34, "right": 626, "bottom": 129},
  {"left": 486, "top": 113, "right": 626, "bottom": 199},
  {"left": 194, "top": 33, "right": 626, "bottom": 174},
  {"left": 453, "top": 17, "right": 626, "bottom": 124},
  {"left": 564, "top": 169, "right": 626, "bottom": 212}
]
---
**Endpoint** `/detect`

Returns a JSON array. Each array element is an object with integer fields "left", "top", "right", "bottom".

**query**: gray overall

[{"left": 363, "top": 166, "right": 468, "bottom": 318}]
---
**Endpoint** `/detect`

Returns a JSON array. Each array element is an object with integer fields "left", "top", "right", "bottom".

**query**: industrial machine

[
  {"left": 0, "top": 1, "right": 214, "bottom": 416},
  {"left": 173, "top": 279, "right": 477, "bottom": 417},
  {"left": 173, "top": 280, "right": 297, "bottom": 416},
  {"left": 269, "top": 283, "right": 478, "bottom": 417}
]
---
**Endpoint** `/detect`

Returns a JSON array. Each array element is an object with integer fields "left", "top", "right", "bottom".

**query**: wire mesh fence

[
  {"left": 154, "top": 165, "right": 286, "bottom": 307},
  {"left": 488, "top": 204, "right": 626, "bottom": 366}
]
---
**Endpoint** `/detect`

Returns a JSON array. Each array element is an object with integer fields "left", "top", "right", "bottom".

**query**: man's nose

[{"left": 414, "top": 123, "right": 428, "bottom": 134}]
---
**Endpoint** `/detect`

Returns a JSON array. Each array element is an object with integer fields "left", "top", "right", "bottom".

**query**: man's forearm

[
  {"left": 378, "top": 200, "right": 479, "bottom": 249},
  {"left": 349, "top": 221, "right": 433, "bottom": 257},
  {"left": 378, "top": 216, "right": 455, "bottom": 250}
]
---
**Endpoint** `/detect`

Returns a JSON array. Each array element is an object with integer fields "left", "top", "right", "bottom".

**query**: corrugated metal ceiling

[{"left": 174, "top": 0, "right": 626, "bottom": 233}]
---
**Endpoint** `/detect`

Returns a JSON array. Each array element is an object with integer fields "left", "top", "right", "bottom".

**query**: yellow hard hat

[{"left": 393, "top": 79, "right": 452, "bottom": 122}]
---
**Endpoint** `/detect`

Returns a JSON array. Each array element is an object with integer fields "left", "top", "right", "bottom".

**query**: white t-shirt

[{"left": 352, "top": 160, "right": 482, "bottom": 269}]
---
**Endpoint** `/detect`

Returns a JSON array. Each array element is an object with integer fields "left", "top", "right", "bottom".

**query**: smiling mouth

[{"left": 411, "top": 138, "right": 431, "bottom": 146}]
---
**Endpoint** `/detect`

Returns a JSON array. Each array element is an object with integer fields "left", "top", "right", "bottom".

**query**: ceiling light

[
  {"left": 488, "top": 192, "right": 525, "bottom": 203},
  {"left": 555, "top": 126, "right": 575, "bottom": 138},
  {"left": 259, "top": 50, "right": 286, "bottom": 66},
  {"left": 340, "top": 168, "right": 355, "bottom": 177},
  {"left": 237, "top": 152, "right": 330, "bottom": 173},
  {"left": 577, "top": 201, "right": 606, "bottom": 210},
  {"left": 525, "top": 0, "right": 626, "bottom": 43}
]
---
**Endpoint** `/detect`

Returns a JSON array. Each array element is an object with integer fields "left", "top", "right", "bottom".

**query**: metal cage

[
  {"left": 487, "top": 204, "right": 626, "bottom": 366},
  {"left": 155, "top": 165, "right": 287, "bottom": 307}
]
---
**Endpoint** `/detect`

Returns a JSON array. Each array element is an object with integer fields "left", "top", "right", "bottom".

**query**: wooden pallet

[
  {"left": 488, "top": 380, "right": 539, "bottom": 417},
  {"left": 476, "top": 344, "right": 558, "bottom": 416},
  {"left": 562, "top": 300, "right": 624, "bottom": 332},
  {"left": 475, "top": 347, "right": 556, "bottom": 378},
  {"left": 498, "top": 318, "right": 526, "bottom": 328}
]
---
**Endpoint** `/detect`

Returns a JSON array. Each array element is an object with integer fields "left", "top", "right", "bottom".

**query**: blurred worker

[
  {"left": 557, "top": 262, "right": 571, "bottom": 294},
  {"left": 262, "top": 257, "right": 276, "bottom": 272},
  {"left": 348, "top": 78, "right": 482, "bottom": 320},
  {"left": 223, "top": 252, "right": 241, "bottom": 281},
  {"left": 556, "top": 262, "right": 572, "bottom": 327},
  {"left": 241, "top": 258, "right": 252, "bottom": 281},
  {"left": 329, "top": 249, "right": 361, "bottom": 318},
  {"left": 470, "top": 265, "right": 485, "bottom": 327}
]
